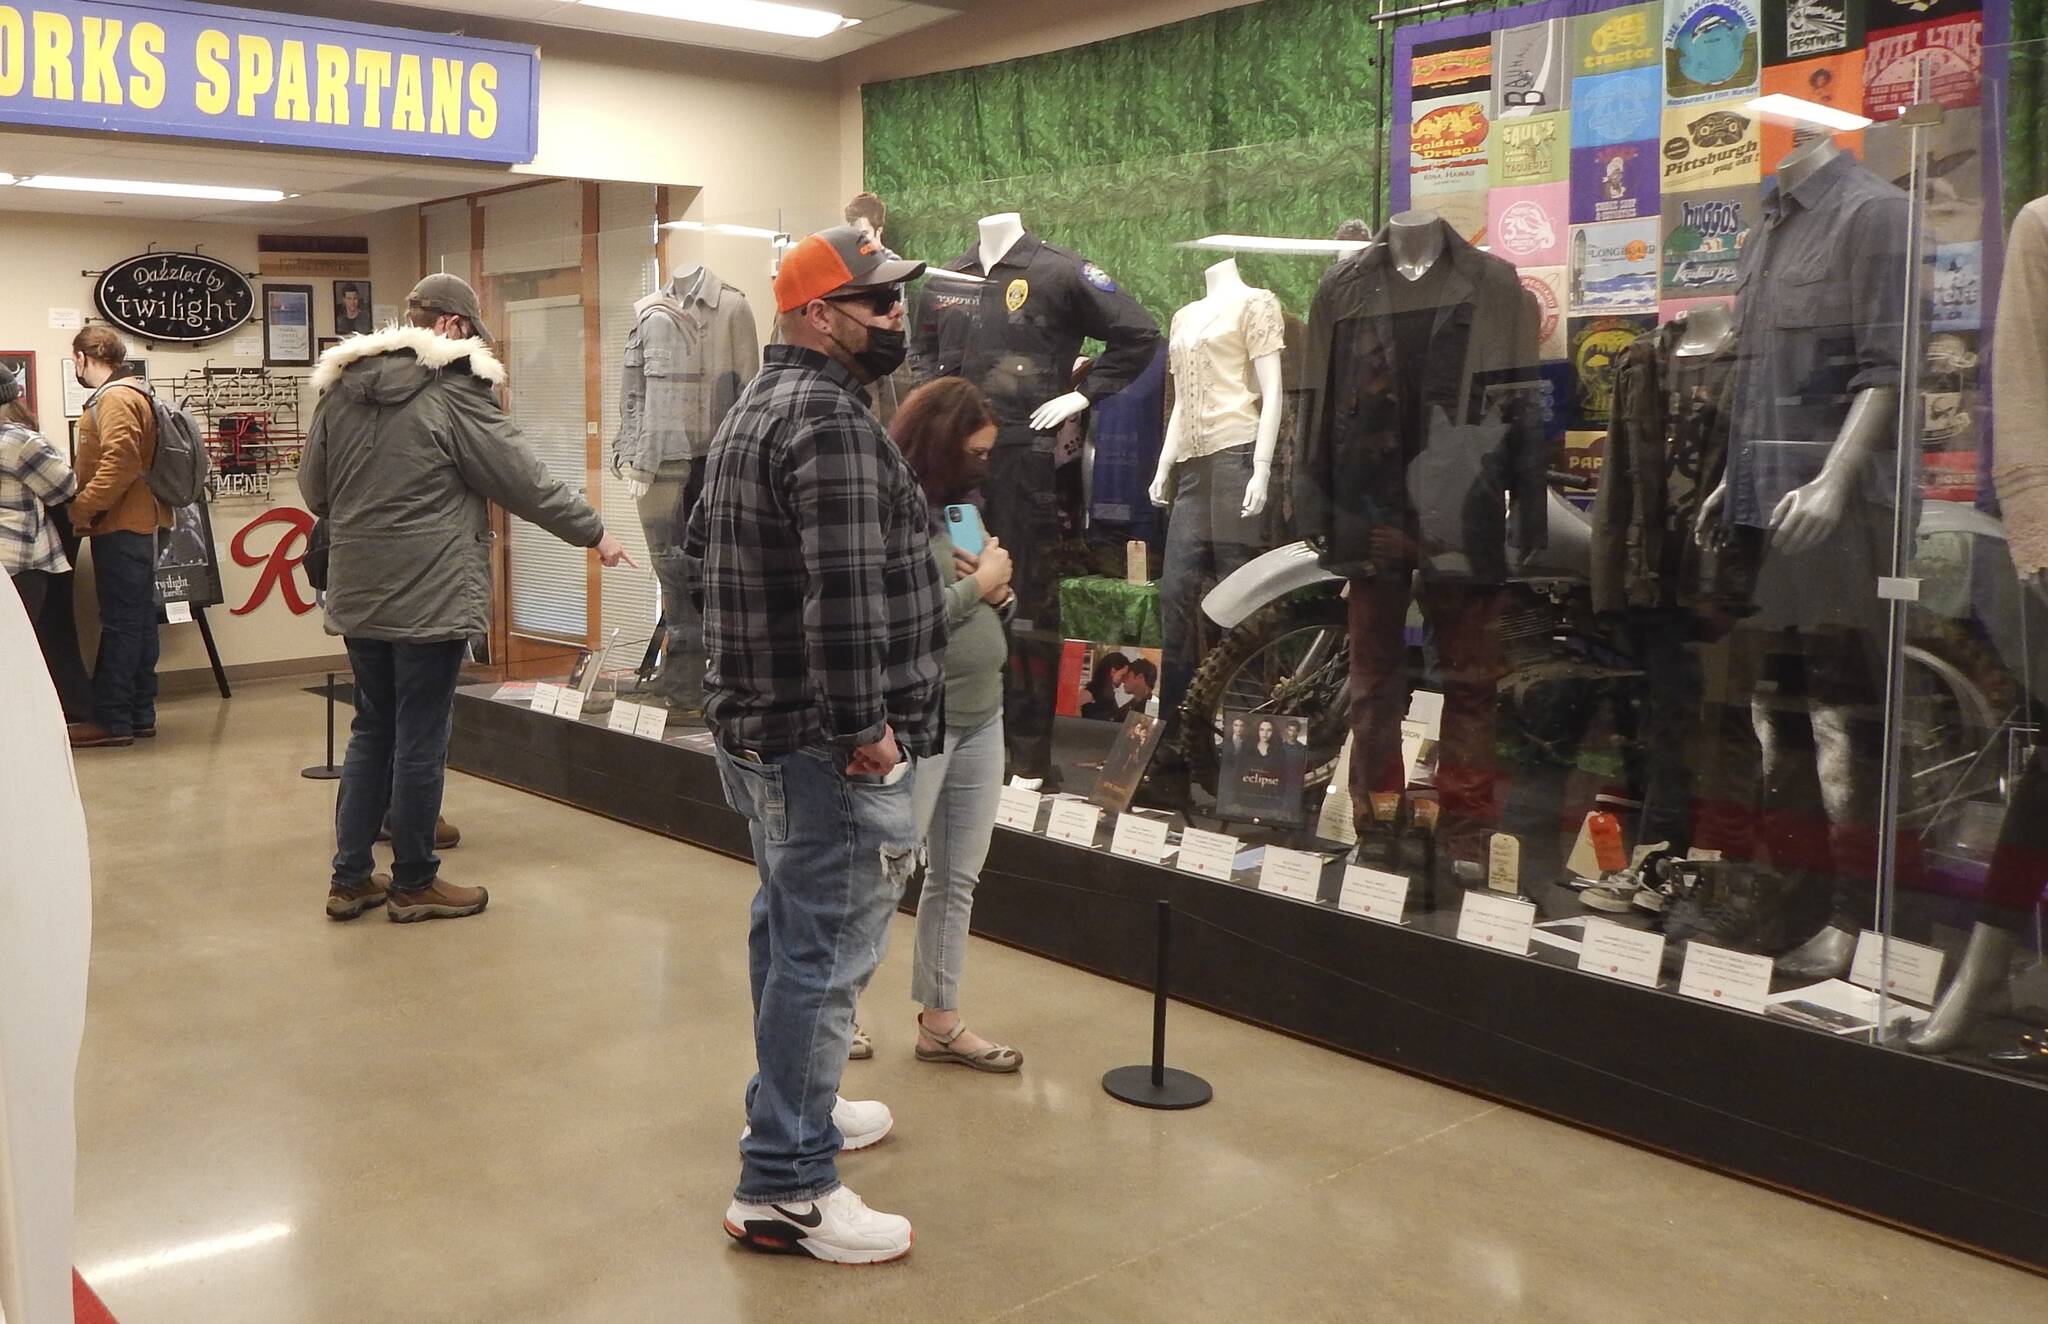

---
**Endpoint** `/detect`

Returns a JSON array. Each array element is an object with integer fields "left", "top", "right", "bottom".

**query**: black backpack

[{"left": 92, "top": 378, "right": 210, "bottom": 508}]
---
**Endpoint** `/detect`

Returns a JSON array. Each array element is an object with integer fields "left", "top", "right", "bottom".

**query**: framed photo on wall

[
  {"left": 263, "top": 284, "right": 314, "bottom": 367},
  {"left": 0, "top": 350, "right": 34, "bottom": 417},
  {"left": 317, "top": 337, "right": 343, "bottom": 356},
  {"left": 332, "top": 280, "right": 374, "bottom": 336}
]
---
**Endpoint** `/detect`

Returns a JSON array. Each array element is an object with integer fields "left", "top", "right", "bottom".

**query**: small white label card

[
  {"left": 1577, "top": 919, "right": 1667, "bottom": 990},
  {"left": 1487, "top": 833, "right": 1521, "bottom": 893},
  {"left": 1338, "top": 865, "right": 1410, "bottom": 923},
  {"left": 607, "top": 700, "right": 642, "bottom": 734},
  {"left": 1259, "top": 846, "right": 1324, "bottom": 902},
  {"left": 995, "top": 785, "right": 1044, "bottom": 831},
  {"left": 164, "top": 600, "right": 193, "bottom": 624},
  {"left": 1110, "top": 813, "right": 1171, "bottom": 863},
  {"left": 531, "top": 682, "right": 563, "bottom": 714},
  {"left": 48, "top": 308, "right": 82, "bottom": 330},
  {"left": 1045, "top": 800, "right": 1102, "bottom": 847},
  {"left": 1847, "top": 931, "right": 1945, "bottom": 1007},
  {"left": 1315, "top": 735, "right": 1359, "bottom": 847},
  {"left": 1677, "top": 941, "right": 1775, "bottom": 1014},
  {"left": 1455, "top": 891, "right": 1537, "bottom": 955},
  {"left": 553, "top": 688, "right": 587, "bottom": 720},
  {"left": 633, "top": 704, "right": 669, "bottom": 741},
  {"left": 1178, "top": 827, "right": 1242, "bottom": 883}
]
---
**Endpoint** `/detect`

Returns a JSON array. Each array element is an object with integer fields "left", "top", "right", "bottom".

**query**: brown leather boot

[
  {"left": 387, "top": 878, "right": 489, "bottom": 923},
  {"left": 68, "top": 722, "right": 133, "bottom": 748},
  {"left": 327, "top": 874, "right": 391, "bottom": 921},
  {"left": 376, "top": 816, "right": 462, "bottom": 850}
]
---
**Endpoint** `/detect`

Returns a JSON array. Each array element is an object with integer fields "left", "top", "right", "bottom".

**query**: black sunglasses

[{"left": 825, "top": 286, "right": 903, "bottom": 316}]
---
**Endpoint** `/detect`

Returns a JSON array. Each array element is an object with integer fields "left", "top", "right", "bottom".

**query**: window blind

[
  {"left": 597, "top": 183, "right": 663, "bottom": 655},
  {"left": 482, "top": 182, "right": 581, "bottom": 276},
  {"left": 504, "top": 296, "right": 589, "bottom": 640}
]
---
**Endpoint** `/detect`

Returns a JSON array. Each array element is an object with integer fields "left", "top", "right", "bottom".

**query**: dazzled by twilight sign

[{"left": 94, "top": 250, "right": 255, "bottom": 342}]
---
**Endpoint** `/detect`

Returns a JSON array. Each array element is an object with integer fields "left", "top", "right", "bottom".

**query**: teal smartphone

[{"left": 944, "top": 503, "right": 987, "bottom": 557}]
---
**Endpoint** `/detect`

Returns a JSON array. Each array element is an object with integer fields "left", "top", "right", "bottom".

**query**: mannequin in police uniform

[{"left": 915, "top": 212, "right": 1162, "bottom": 782}]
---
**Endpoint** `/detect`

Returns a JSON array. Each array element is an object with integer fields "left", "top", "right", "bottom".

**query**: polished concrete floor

[{"left": 65, "top": 678, "right": 2048, "bottom": 1323}]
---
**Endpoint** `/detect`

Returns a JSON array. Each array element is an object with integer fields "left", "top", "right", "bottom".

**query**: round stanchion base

[
  {"left": 1102, "top": 1065, "right": 1213, "bottom": 1110},
  {"left": 300, "top": 764, "right": 344, "bottom": 781}
]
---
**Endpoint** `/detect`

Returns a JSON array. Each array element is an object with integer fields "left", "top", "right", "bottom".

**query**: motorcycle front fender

[{"left": 1201, "top": 541, "right": 1341, "bottom": 630}]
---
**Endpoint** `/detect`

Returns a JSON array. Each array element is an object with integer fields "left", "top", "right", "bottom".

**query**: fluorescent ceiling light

[
  {"left": 83, "top": 1221, "right": 293, "bottom": 1284},
  {"left": 1744, "top": 94, "right": 1873, "bottom": 133},
  {"left": 578, "top": 0, "right": 856, "bottom": 39},
  {"left": 16, "top": 175, "right": 287, "bottom": 203},
  {"left": 0, "top": 173, "right": 15, "bottom": 186},
  {"left": 1189, "top": 234, "right": 1371, "bottom": 256}
]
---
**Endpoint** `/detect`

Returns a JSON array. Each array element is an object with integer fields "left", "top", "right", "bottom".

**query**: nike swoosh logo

[{"left": 770, "top": 1203, "right": 824, "bottom": 1229}]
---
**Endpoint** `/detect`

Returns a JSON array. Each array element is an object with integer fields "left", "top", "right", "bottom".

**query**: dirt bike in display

[{"left": 1180, "top": 488, "right": 2025, "bottom": 860}]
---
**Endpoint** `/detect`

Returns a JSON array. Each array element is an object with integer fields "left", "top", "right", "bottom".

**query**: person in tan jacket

[{"left": 66, "top": 326, "right": 169, "bottom": 749}]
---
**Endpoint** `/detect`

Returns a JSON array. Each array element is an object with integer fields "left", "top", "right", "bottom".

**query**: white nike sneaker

[
  {"left": 724, "top": 1184, "right": 913, "bottom": 1264},
  {"left": 740, "top": 1096, "right": 895, "bottom": 1152}
]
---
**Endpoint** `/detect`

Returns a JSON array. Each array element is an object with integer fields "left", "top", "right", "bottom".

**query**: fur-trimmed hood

[{"left": 311, "top": 324, "right": 506, "bottom": 396}]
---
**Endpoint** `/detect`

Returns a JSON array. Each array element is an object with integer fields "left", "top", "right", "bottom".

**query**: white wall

[{"left": 0, "top": 205, "right": 418, "bottom": 680}]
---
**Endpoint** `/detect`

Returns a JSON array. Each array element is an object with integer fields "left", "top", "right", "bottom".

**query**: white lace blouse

[{"left": 1167, "top": 286, "right": 1287, "bottom": 458}]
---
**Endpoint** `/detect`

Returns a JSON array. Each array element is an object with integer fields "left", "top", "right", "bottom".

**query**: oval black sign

[{"left": 93, "top": 252, "right": 256, "bottom": 344}]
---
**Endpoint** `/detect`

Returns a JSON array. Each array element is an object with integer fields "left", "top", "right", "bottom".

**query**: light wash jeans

[
  {"left": 909, "top": 715, "right": 1005, "bottom": 1009},
  {"left": 714, "top": 742, "right": 921, "bottom": 1204}
]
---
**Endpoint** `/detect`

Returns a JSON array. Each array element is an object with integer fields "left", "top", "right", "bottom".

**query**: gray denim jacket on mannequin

[{"left": 614, "top": 265, "right": 761, "bottom": 483}]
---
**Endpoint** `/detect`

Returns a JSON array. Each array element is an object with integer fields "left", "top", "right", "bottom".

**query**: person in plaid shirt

[
  {"left": 687, "top": 226, "right": 943, "bottom": 1266},
  {"left": 0, "top": 362, "right": 77, "bottom": 626}
]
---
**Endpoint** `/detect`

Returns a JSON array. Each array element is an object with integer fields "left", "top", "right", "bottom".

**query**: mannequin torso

[
  {"left": 1386, "top": 210, "right": 1448, "bottom": 282},
  {"left": 1150, "top": 257, "right": 1286, "bottom": 514}
]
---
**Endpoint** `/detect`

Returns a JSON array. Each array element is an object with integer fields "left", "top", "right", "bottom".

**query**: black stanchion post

[
  {"left": 301, "top": 672, "right": 344, "bottom": 781},
  {"left": 1103, "top": 899, "right": 1213, "bottom": 1110}
]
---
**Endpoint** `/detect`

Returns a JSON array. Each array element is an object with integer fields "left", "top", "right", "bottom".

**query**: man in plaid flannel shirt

[{"left": 686, "top": 226, "right": 944, "bottom": 1265}]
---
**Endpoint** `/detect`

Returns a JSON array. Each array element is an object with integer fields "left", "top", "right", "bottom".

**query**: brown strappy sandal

[{"left": 914, "top": 1013, "right": 1022, "bottom": 1073}]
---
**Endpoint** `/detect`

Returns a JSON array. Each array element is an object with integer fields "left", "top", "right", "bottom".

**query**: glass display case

[{"left": 453, "top": 2, "right": 2048, "bottom": 1265}]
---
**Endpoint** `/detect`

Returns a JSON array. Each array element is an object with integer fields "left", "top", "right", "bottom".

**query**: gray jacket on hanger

[{"left": 614, "top": 266, "right": 761, "bottom": 483}]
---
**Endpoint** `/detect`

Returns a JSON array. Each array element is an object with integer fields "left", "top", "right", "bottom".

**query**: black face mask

[{"left": 826, "top": 304, "right": 908, "bottom": 383}]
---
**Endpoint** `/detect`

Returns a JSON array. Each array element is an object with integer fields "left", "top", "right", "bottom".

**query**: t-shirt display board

[{"left": 1391, "top": 0, "right": 2011, "bottom": 492}]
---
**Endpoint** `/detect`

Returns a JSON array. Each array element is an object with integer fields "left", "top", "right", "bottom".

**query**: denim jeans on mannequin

[
  {"left": 908, "top": 715, "right": 1005, "bottom": 1010},
  {"left": 638, "top": 461, "right": 706, "bottom": 707},
  {"left": 715, "top": 742, "right": 921, "bottom": 1204},
  {"left": 983, "top": 437, "right": 1060, "bottom": 779},
  {"left": 87, "top": 530, "right": 159, "bottom": 736},
  {"left": 330, "top": 638, "right": 467, "bottom": 891},
  {"left": 1159, "top": 446, "right": 1264, "bottom": 722}
]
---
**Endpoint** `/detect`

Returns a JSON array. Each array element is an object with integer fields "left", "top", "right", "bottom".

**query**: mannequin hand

[
  {"left": 1241, "top": 462, "right": 1272, "bottom": 519},
  {"left": 1694, "top": 482, "right": 1727, "bottom": 550},
  {"left": 1768, "top": 472, "right": 1848, "bottom": 556},
  {"left": 1030, "top": 390, "right": 1090, "bottom": 432},
  {"left": 625, "top": 477, "right": 651, "bottom": 500},
  {"left": 1149, "top": 469, "right": 1172, "bottom": 508}
]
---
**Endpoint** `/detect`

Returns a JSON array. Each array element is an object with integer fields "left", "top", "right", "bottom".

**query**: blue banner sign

[{"left": 0, "top": 0, "right": 539, "bottom": 163}]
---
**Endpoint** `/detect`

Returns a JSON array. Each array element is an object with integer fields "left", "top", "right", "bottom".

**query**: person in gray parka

[{"left": 301, "top": 273, "right": 631, "bottom": 924}]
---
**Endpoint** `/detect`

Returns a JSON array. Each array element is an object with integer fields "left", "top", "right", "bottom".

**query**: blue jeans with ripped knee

[{"left": 714, "top": 741, "right": 921, "bottom": 1204}]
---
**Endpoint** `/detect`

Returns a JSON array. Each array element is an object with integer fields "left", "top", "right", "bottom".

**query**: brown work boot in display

[
  {"left": 327, "top": 874, "right": 391, "bottom": 921},
  {"left": 68, "top": 722, "right": 133, "bottom": 749},
  {"left": 375, "top": 816, "right": 462, "bottom": 850},
  {"left": 386, "top": 878, "right": 489, "bottom": 923}
]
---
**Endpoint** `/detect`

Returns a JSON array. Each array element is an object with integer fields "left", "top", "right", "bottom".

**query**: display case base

[{"left": 448, "top": 688, "right": 2048, "bottom": 1273}]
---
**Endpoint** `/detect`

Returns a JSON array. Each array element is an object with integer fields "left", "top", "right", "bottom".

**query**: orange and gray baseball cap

[
  {"left": 407, "top": 272, "right": 494, "bottom": 342},
  {"left": 773, "top": 224, "right": 926, "bottom": 313}
]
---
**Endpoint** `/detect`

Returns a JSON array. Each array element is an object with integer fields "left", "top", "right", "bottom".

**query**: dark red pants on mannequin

[{"left": 1347, "top": 573, "right": 1505, "bottom": 856}]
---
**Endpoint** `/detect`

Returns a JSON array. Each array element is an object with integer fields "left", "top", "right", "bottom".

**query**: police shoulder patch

[{"left": 1080, "top": 261, "right": 1119, "bottom": 293}]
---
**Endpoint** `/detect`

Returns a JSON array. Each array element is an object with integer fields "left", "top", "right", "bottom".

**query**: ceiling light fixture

[
  {"left": 1743, "top": 94, "right": 1874, "bottom": 133},
  {"left": 1189, "top": 234, "right": 1372, "bottom": 256},
  {"left": 0, "top": 173, "right": 16, "bottom": 186},
  {"left": 578, "top": 0, "right": 856, "bottom": 39},
  {"left": 15, "top": 175, "right": 288, "bottom": 203}
]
